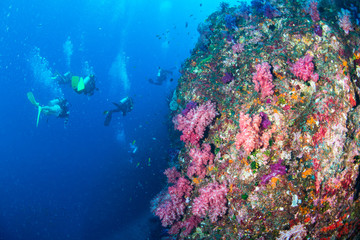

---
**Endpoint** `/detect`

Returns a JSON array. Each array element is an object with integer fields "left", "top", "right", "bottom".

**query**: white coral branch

[{"left": 276, "top": 223, "right": 307, "bottom": 240}]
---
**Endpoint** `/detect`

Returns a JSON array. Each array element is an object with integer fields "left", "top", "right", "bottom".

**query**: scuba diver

[
  {"left": 53, "top": 72, "right": 98, "bottom": 96},
  {"left": 148, "top": 67, "right": 173, "bottom": 85},
  {"left": 104, "top": 96, "right": 134, "bottom": 126},
  {"left": 27, "top": 92, "right": 70, "bottom": 127}
]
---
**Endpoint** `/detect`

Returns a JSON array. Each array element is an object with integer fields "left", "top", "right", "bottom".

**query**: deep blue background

[{"left": 0, "top": 0, "right": 240, "bottom": 239}]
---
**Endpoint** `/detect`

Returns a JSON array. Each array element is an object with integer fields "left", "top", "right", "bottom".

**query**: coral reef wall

[{"left": 153, "top": 0, "right": 360, "bottom": 239}]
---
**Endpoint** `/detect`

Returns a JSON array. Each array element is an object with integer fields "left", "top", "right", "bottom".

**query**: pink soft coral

[
  {"left": 164, "top": 167, "right": 181, "bottom": 184},
  {"left": 173, "top": 101, "right": 218, "bottom": 146},
  {"left": 154, "top": 193, "right": 185, "bottom": 227},
  {"left": 192, "top": 182, "right": 228, "bottom": 222},
  {"left": 168, "top": 216, "right": 202, "bottom": 236},
  {"left": 338, "top": 9, "right": 353, "bottom": 35},
  {"left": 290, "top": 54, "right": 319, "bottom": 82},
  {"left": 168, "top": 176, "right": 193, "bottom": 198},
  {"left": 187, "top": 143, "right": 214, "bottom": 178},
  {"left": 235, "top": 112, "right": 262, "bottom": 154},
  {"left": 235, "top": 112, "right": 275, "bottom": 154},
  {"left": 252, "top": 62, "right": 274, "bottom": 99},
  {"left": 306, "top": 0, "right": 320, "bottom": 22},
  {"left": 152, "top": 177, "right": 193, "bottom": 227},
  {"left": 232, "top": 42, "right": 244, "bottom": 54}
]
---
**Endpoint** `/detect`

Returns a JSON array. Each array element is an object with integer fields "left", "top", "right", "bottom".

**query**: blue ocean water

[{"left": 0, "top": 0, "right": 241, "bottom": 239}]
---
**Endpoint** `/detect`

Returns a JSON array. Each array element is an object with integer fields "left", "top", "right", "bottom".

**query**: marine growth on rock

[{"left": 155, "top": 0, "right": 360, "bottom": 239}]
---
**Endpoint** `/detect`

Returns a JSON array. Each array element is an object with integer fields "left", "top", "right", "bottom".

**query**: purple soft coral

[
  {"left": 221, "top": 72, "right": 234, "bottom": 84},
  {"left": 259, "top": 112, "right": 271, "bottom": 129},
  {"left": 314, "top": 24, "right": 322, "bottom": 37},
  {"left": 261, "top": 159, "right": 287, "bottom": 185},
  {"left": 182, "top": 101, "right": 197, "bottom": 116}
]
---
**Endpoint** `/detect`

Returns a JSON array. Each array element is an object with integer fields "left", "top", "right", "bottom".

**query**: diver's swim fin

[
  {"left": 27, "top": 92, "right": 39, "bottom": 107},
  {"left": 36, "top": 105, "right": 42, "bottom": 127},
  {"left": 104, "top": 111, "right": 113, "bottom": 126},
  {"left": 72, "top": 76, "right": 85, "bottom": 92},
  {"left": 71, "top": 76, "right": 79, "bottom": 90},
  {"left": 27, "top": 92, "right": 42, "bottom": 127},
  {"left": 77, "top": 77, "right": 85, "bottom": 91}
]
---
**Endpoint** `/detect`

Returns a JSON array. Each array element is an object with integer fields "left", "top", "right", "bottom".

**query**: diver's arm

[{"left": 54, "top": 72, "right": 72, "bottom": 84}]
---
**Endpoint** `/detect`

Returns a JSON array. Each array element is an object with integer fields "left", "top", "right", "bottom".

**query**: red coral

[
  {"left": 312, "top": 125, "right": 327, "bottom": 146},
  {"left": 252, "top": 62, "right": 274, "bottom": 99},
  {"left": 192, "top": 182, "right": 228, "bottom": 222},
  {"left": 187, "top": 143, "right": 214, "bottom": 178},
  {"left": 291, "top": 54, "right": 319, "bottom": 82},
  {"left": 173, "top": 101, "right": 218, "bottom": 146}
]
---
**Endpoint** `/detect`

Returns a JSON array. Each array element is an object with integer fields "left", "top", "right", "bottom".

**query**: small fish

[
  {"left": 132, "top": 146, "right": 138, "bottom": 154},
  {"left": 185, "top": 22, "right": 188, "bottom": 28},
  {"left": 148, "top": 158, "right": 151, "bottom": 166},
  {"left": 129, "top": 141, "right": 138, "bottom": 154},
  {"left": 136, "top": 162, "right": 140, "bottom": 168}
]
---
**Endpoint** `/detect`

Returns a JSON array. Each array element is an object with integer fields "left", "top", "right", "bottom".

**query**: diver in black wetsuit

[
  {"left": 104, "top": 97, "right": 134, "bottom": 126},
  {"left": 53, "top": 72, "right": 98, "bottom": 96},
  {"left": 148, "top": 67, "right": 173, "bottom": 85}
]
